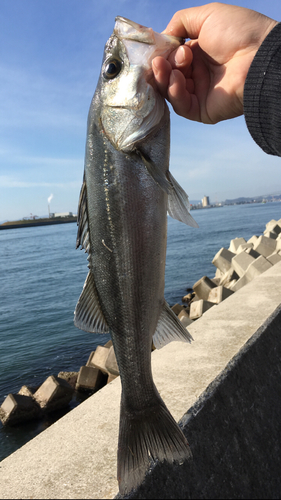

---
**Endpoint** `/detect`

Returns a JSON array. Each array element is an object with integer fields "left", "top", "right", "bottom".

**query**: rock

[
  {"left": 189, "top": 299, "right": 215, "bottom": 320},
  {"left": 171, "top": 303, "right": 184, "bottom": 315},
  {"left": 182, "top": 293, "right": 194, "bottom": 303},
  {"left": 0, "top": 393, "right": 42, "bottom": 426},
  {"left": 208, "top": 285, "right": 234, "bottom": 304},
  {"left": 57, "top": 372, "right": 78, "bottom": 389},
  {"left": 75, "top": 366, "right": 107, "bottom": 392},
  {"left": 193, "top": 276, "right": 216, "bottom": 301},
  {"left": 178, "top": 309, "right": 193, "bottom": 327},
  {"left": 34, "top": 375, "right": 74, "bottom": 412},
  {"left": 253, "top": 235, "right": 277, "bottom": 258},
  {"left": 105, "top": 346, "right": 119, "bottom": 376},
  {"left": 212, "top": 247, "right": 235, "bottom": 274},
  {"left": 229, "top": 237, "right": 247, "bottom": 253}
]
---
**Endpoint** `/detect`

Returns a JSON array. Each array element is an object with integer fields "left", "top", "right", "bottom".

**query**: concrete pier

[{"left": 1, "top": 262, "right": 281, "bottom": 499}]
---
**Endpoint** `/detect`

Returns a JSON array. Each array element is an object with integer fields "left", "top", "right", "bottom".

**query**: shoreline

[{"left": 0, "top": 217, "right": 77, "bottom": 230}]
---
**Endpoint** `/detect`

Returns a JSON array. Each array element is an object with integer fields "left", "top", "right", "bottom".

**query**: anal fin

[
  {"left": 74, "top": 271, "right": 109, "bottom": 334},
  {"left": 153, "top": 301, "right": 193, "bottom": 349}
]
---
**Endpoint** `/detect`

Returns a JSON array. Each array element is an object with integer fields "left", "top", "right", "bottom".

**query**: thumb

[{"left": 163, "top": 4, "right": 219, "bottom": 39}]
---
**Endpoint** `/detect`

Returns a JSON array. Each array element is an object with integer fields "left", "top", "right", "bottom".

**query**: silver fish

[{"left": 74, "top": 17, "right": 198, "bottom": 496}]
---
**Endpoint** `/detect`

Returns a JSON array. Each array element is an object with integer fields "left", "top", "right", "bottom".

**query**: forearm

[{"left": 244, "top": 22, "right": 281, "bottom": 156}]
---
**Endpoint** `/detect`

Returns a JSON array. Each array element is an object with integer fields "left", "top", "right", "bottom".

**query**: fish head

[{"left": 97, "top": 17, "right": 182, "bottom": 152}]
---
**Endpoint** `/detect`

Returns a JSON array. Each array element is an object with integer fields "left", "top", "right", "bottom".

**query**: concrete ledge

[{"left": 1, "top": 262, "right": 281, "bottom": 499}]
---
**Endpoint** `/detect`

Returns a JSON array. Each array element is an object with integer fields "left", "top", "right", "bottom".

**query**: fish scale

[{"left": 74, "top": 16, "right": 198, "bottom": 496}]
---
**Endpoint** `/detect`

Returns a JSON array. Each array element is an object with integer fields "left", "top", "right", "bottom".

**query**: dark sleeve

[{"left": 244, "top": 22, "right": 281, "bottom": 156}]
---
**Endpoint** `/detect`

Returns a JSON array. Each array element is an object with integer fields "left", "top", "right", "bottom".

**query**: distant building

[
  {"left": 202, "top": 196, "right": 210, "bottom": 207},
  {"left": 53, "top": 212, "right": 73, "bottom": 218}
]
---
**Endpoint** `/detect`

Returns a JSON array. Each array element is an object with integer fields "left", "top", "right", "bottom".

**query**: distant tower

[{"left": 202, "top": 196, "right": 210, "bottom": 207}]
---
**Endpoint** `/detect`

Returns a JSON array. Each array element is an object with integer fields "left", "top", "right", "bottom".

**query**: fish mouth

[{"left": 114, "top": 16, "right": 184, "bottom": 49}]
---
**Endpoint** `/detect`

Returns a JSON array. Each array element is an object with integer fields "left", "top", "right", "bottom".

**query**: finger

[
  {"left": 167, "top": 44, "right": 193, "bottom": 77},
  {"left": 152, "top": 57, "right": 172, "bottom": 97},
  {"left": 164, "top": 4, "right": 218, "bottom": 39},
  {"left": 167, "top": 69, "right": 199, "bottom": 121}
]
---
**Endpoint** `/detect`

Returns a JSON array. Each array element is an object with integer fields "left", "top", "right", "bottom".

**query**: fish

[{"left": 74, "top": 16, "right": 198, "bottom": 496}]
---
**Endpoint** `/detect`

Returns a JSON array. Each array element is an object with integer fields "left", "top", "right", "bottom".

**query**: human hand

[{"left": 152, "top": 3, "right": 277, "bottom": 123}]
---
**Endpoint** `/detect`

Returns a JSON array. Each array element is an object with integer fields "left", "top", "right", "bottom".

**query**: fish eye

[{"left": 103, "top": 59, "right": 122, "bottom": 80}]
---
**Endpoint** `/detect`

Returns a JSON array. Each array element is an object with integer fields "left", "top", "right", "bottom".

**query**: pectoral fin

[
  {"left": 167, "top": 171, "right": 198, "bottom": 228},
  {"left": 137, "top": 149, "right": 171, "bottom": 194},
  {"left": 153, "top": 301, "right": 193, "bottom": 349},
  {"left": 74, "top": 271, "right": 110, "bottom": 334}
]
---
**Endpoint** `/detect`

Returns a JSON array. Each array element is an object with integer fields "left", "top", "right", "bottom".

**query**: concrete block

[
  {"left": 253, "top": 235, "right": 277, "bottom": 257},
  {"left": 34, "top": 375, "right": 74, "bottom": 411},
  {"left": 18, "top": 386, "right": 35, "bottom": 398},
  {"left": 189, "top": 299, "right": 215, "bottom": 320},
  {"left": 276, "top": 240, "right": 281, "bottom": 252},
  {"left": 265, "top": 218, "right": 278, "bottom": 229},
  {"left": 57, "top": 372, "right": 78, "bottom": 389},
  {"left": 0, "top": 393, "right": 41, "bottom": 426},
  {"left": 245, "top": 255, "right": 272, "bottom": 282},
  {"left": 245, "top": 247, "right": 261, "bottom": 259},
  {"left": 230, "top": 274, "right": 248, "bottom": 292},
  {"left": 247, "top": 235, "right": 258, "bottom": 245},
  {"left": 215, "top": 268, "right": 224, "bottom": 279},
  {"left": 224, "top": 279, "right": 237, "bottom": 289},
  {"left": 178, "top": 309, "right": 193, "bottom": 327},
  {"left": 75, "top": 366, "right": 107, "bottom": 392},
  {"left": 237, "top": 243, "right": 253, "bottom": 253},
  {"left": 107, "top": 373, "right": 118, "bottom": 384},
  {"left": 182, "top": 292, "right": 194, "bottom": 304},
  {"left": 212, "top": 248, "right": 235, "bottom": 273},
  {"left": 86, "top": 351, "right": 96, "bottom": 367},
  {"left": 90, "top": 345, "right": 110, "bottom": 374},
  {"left": 263, "top": 230, "right": 278, "bottom": 240},
  {"left": 208, "top": 285, "right": 234, "bottom": 304},
  {"left": 171, "top": 303, "right": 184, "bottom": 315},
  {"left": 219, "top": 268, "right": 239, "bottom": 287},
  {"left": 105, "top": 346, "right": 119, "bottom": 376},
  {"left": 266, "top": 252, "right": 281, "bottom": 265},
  {"left": 265, "top": 221, "right": 281, "bottom": 235},
  {"left": 232, "top": 251, "right": 255, "bottom": 277},
  {"left": 229, "top": 237, "right": 246, "bottom": 253},
  {"left": 193, "top": 276, "right": 217, "bottom": 300}
]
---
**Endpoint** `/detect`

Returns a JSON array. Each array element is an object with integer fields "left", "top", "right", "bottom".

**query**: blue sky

[{"left": 0, "top": 0, "right": 280, "bottom": 221}]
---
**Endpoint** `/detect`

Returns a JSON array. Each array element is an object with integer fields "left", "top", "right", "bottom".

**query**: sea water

[{"left": 0, "top": 202, "right": 280, "bottom": 461}]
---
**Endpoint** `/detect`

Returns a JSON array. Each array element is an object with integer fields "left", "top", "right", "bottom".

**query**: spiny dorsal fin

[
  {"left": 137, "top": 149, "right": 171, "bottom": 194},
  {"left": 74, "top": 271, "right": 109, "bottom": 333},
  {"left": 166, "top": 171, "right": 198, "bottom": 228},
  {"left": 153, "top": 300, "right": 193, "bottom": 349}
]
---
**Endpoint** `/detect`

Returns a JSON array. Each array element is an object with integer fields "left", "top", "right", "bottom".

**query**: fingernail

[{"left": 175, "top": 46, "right": 185, "bottom": 65}]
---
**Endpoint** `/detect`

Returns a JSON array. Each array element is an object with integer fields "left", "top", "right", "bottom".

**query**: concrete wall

[
  {"left": 1, "top": 262, "right": 281, "bottom": 499},
  {"left": 125, "top": 304, "right": 281, "bottom": 499}
]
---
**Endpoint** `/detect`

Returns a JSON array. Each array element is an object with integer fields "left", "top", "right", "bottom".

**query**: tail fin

[{"left": 117, "top": 394, "right": 192, "bottom": 495}]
